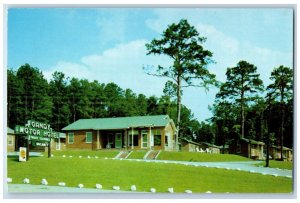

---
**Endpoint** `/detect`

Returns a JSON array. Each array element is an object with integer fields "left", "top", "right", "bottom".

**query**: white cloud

[
  {"left": 45, "top": 40, "right": 172, "bottom": 97},
  {"left": 195, "top": 23, "right": 293, "bottom": 86},
  {"left": 145, "top": 10, "right": 293, "bottom": 121},
  {"left": 46, "top": 10, "right": 293, "bottom": 122}
]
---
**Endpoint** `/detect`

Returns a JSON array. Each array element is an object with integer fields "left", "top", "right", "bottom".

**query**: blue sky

[{"left": 7, "top": 7, "right": 294, "bottom": 122}]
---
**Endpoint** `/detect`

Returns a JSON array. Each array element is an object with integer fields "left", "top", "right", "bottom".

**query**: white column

[
  {"left": 58, "top": 138, "right": 60, "bottom": 150},
  {"left": 97, "top": 130, "right": 100, "bottom": 149},
  {"left": 149, "top": 126, "right": 154, "bottom": 149},
  {"left": 131, "top": 127, "right": 134, "bottom": 149}
]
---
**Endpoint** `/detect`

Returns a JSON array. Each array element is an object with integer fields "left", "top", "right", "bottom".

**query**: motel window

[
  {"left": 86, "top": 132, "right": 92, "bottom": 143},
  {"left": 68, "top": 133, "right": 74, "bottom": 144},
  {"left": 7, "top": 135, "right": 13, "bottom": 145},
  {"left": 153, "top": 130, "right": 161, "bottom": 146}
]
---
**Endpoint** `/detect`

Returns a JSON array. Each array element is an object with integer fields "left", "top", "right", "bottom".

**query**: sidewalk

[{"left": 7, "top": 184, "right": 142, "bottom": 193}]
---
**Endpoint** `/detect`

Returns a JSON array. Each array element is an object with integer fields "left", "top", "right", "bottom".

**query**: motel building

[{"left": 62, "top": 115, "right": 176, "bottom": 151}]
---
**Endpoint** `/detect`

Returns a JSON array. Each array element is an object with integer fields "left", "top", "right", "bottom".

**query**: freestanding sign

[
  {"left": 15, "top": 120, "right": 59, "bottom": 160},
  {"left": 19, "top": 147, "right": 27, "bottom": 162}
]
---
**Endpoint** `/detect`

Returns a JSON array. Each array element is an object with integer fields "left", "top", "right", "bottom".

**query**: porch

[{"left": 95, "top": 127, "right": 173, "bottom": 151}]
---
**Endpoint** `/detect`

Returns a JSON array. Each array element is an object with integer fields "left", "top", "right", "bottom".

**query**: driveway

[{"left": 121, "top": 158, "right": 293, "bottom": 178}]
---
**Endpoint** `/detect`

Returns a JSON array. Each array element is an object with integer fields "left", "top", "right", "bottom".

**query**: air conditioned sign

[{"left": 19, "top": 147, "right": 27, "bottom": 162}]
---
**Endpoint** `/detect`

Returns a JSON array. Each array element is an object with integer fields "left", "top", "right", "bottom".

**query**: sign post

[{"left": 15, "top": 120, "right": 59, "bottom": 160}]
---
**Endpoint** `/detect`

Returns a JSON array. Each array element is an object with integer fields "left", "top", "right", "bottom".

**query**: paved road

[{"left": 118, "top": 158, "right": 293, "bottom": 178}]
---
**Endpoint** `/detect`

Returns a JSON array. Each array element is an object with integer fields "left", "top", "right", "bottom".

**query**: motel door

[{"left": 115, "top": 133, "right": 122, "bottom": 149}]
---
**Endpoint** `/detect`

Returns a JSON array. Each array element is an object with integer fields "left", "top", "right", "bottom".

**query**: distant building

[
  {"left": 51, "top": 132, "right": 66, "bottom": 151},
  {"left": 7, "top": 127, "right": 16, "bottom": 152},
  {"left": 230, "top": 138, "right": 265, "bottom": 160},
  {"left": 180, "top": 138, "right": 201, "bottom": 152},
  {"left": 62, "top": 115, "right": 176, "bottom": 151},
  {"left": 180, "top": 138, "right": 222, "bottom": 154},
  {"left": 268, "top": 145, "right": 293, "bottom": 161}
]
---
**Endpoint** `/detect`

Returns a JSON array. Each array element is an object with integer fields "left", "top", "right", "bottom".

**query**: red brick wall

[{"left": 66, "top": 130, "right": 96, "bottom": 150}]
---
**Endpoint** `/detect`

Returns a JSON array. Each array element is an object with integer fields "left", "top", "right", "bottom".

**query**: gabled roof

[
  {"left": 201, "top": 142, "right": 228, "bottom": 149},
  {"left": 62, "top": 115, "right": 173, "bottom": 131},
  {"left": 271, "top": 145, "right": 293, "bottom": 151},
  {"left": 179, "top": 137, "right": 201, "bottom": 146},
  {"left": 7, "top": 127, "right": 14, "bottom": 134},
  {"left": 179, "top": 138, "right": 225, "bottom": 148},
  {"left": 240, "top": 138, "right": 265, "bottom": 145}
]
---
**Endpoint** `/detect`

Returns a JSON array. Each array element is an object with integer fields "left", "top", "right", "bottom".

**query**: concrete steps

[
  {"left": 115, "top": 151, "right": 131, "bottom": 159},
  {"left": 144, "top": 150, "right": 161, "bottom": 160}
]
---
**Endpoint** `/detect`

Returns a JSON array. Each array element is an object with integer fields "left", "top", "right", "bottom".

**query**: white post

[
  {"left": 97, "top": 130, "right": 100, "bottom": 149},
  {"left": 58, "top": 137, "right": 60, "bottom": 150},
  {"left": 131, "top": 127, "right": 134, "bottom": 150},
  {"left": 149, "top": 126, "right": 152, "bottom": 149}
]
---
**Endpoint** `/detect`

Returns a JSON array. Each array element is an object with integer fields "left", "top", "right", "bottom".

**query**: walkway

[{"left": 6, "top": 184, "right": 143, "bottom": 193}]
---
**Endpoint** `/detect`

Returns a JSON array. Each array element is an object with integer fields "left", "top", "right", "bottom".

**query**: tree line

[{"left": 7, "top": 64, "right": 200, "bottom": 137}]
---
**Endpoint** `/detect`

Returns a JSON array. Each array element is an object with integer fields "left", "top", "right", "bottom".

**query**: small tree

[{"left": 144, "top": 19, "right": 217, "bottom": 150}]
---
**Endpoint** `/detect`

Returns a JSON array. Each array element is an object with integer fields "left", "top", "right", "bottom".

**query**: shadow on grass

[{"left": 7, "top": 156, "right": 43, "bottom": 162}]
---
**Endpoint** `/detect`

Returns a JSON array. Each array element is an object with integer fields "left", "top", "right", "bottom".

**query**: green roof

[
  {"left": 271, "top": 145, "right": 292, "bottom": 151},
  {"left": 62, "top": 115, "right": 173, "bottom": 131},
  {"left": 7, "top": 127, "right": 14, "bottom": 134},
  {"left": 180, "top": 138, "right": 226, "bottom": 149},
  {"left": 241, "top": 138, "right": 265, "bottom": 145},
  {"left": 179, "top": 137, "right": 201, "bottom": 146}
]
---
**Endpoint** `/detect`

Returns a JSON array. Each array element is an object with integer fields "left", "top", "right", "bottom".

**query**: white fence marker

[
  {"left": 41, "top": 178, "right": 48, "bottom": 185},
  {"left": 23, "top": 178, "right": 30, "bottom": 184},
  {"left": 168, "top": 188, "right": 174, "bottom": 193},
  {"left": 131, "top": 185, "right": 137, "bottom": 191},
  {"left": 96, "top": 184, "right": 102, "bottom": 189},
  {"left": 150, "top": 188, "right": 156, "bottom": 193}
]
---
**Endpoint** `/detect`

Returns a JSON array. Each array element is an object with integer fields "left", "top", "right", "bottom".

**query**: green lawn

[
  {"left": 255, "top": 160, "right": 293, "bottom": 170},
  {"left": 7, "top": 156, "right": 292, "bottom": 193},
  {"left": 157, "top": 151, "right": 252, "bottom": 162},
  {"left": 127, "top": 151, "right": 147, "bottom": 159}
]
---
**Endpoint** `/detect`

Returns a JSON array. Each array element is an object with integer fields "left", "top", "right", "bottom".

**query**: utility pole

[{"left": 264, "top": 93, "right": 273, "bottom": 167}]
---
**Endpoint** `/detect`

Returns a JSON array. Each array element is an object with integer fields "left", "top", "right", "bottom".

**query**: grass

[
  {"left": 255, "top": 160, "right": 293, "bottom": 170},
  {"left": 7, "top": 156, "right": 292, "bottom": 193},
  {"left": 157, "top": 151, "right": 252, "bottom": 162},
  {"left": 127, "top": 151, "right": 147, "bottom": 159}
]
